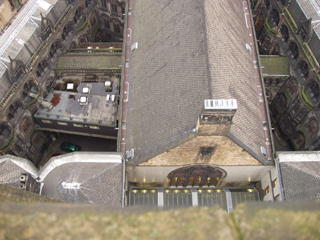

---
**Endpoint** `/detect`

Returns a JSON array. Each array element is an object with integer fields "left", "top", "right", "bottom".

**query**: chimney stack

[{"left": 198, "top": 99, "right": 238, "bottom": 136}]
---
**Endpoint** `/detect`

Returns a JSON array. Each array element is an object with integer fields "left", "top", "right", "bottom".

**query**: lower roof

[
  {"left": 277, "top": 152, "right": 320, "bottom": 201},
  {"left": 41, "top": 162, "right": 123, "bottom": 205},
  {"left": 40, "top": 152, "right": 123, "bottom": 205}
]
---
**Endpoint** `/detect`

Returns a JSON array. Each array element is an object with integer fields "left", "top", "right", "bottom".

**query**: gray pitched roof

[
  {"left": 41, "top": 162, "right": 123, "bottom": 205},
  {"left": 0, "top": 160, "right": 28, "bottom": 188},
  {"left": 0, "top": 156, "right": 39, "bottom": 192},
  {"left": 125, "top": 0, "right": 267, "bottom": 165},
  {"left": 279, "top": 161, "right": 320, "bottom": 201}
]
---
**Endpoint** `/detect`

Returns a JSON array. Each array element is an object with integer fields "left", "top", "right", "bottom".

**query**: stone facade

[
  {"left": 0, "top": 0, "right": 124, "bottom": 166},
  {"left": 140, "top": 136, "right": 262, "bottom": 166},
  {"left": 251, "top": 0, "right": 320, "bottom": 151}
]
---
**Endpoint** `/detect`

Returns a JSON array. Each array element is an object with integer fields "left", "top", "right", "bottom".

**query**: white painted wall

[
  {"left": 126, "top": 165, "right": 274, "bottom": 185},
  {"left": 261, "top": 169, "right": 273, "bottom": 202}
]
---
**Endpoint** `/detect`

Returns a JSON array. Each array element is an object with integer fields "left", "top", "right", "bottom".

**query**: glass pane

[
  {"left": 197, "top": 190, "right": 227, "bottom": 211},
  {"left": 230, "top": 189, "right": 259, "bottom": 208},
  {"left": 130, "top": 190, "right": 158, "bottom": 207},
  {"left": 163, "top": 190, "right": 192, "bottom": 207}
]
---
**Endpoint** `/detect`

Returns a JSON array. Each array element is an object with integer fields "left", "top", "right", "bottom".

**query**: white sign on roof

[{"left": 204, "top": 99, "right": 238, "bottom": 110}]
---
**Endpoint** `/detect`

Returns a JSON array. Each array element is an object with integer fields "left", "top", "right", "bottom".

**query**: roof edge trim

[{"left": 38, "top": 152, "right": 123, "bottom": 180}]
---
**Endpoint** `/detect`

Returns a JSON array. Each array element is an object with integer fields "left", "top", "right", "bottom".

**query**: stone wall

[
  {"left": 0, "top": 201, "right": 319, "bottom": 239},
  {"left": 140, "top": 136, "right": 261, "bottom": 166}
]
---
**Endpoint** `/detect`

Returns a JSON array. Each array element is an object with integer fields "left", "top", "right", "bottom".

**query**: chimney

[{"left": 198, "top": 99, "right": 238, "bottom": 136}]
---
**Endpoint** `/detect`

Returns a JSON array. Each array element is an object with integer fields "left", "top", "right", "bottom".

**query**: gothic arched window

[
  {"left": 306, "top": 119, "right": 318, "bottom": 136},
  {"left": 167, "top": 165, "right": 226, "bottom": 188}
]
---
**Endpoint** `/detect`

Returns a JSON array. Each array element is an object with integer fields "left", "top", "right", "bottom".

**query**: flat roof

[
  {"left": 56, "top": 53, "right": 122, "bottom": 71},
  {"left": 35, "top": 76, "right": 119, "bottom": 125},
  {"left": 260, "top": 56, "right": 290, "bottom": 77}
]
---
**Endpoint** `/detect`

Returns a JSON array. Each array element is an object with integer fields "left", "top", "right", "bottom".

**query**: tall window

[
  {"left": 296, "top": 109, "right": 307, "bottom": 122},
  {"left": 101, "top": 0, "right": 107, "bottom": 8},
  {"left": 272, "top": 178, "right": 278, "bottom": 188},
  {"left": 278, "top": 93, "right": 287, "bottom": 110},
  {"left": 306, "top": 119, "right": 318, "bottom": 136},
  {"left": 306, "top": 80, "right": 320, "bottom": 102},
  {"left": 168, "top": 166, "right": 226, "bottom": 188},
  {"left": 288, "top": 80, "right": 297, "bottom": 95},
  {"left": 111, "top": 4, "right": 117, "bottom": 13},
  {"left": 281, "top": 24, "right": 289, "bottom": 42},
  {"left": 104, "top": 19, "right": 110, "bottom": 29},
  {"left": 114, "top": 24, "right": 120, "bottom": 33},
  {"left": 294, "top": 132, "right": 305, "bottom": 149},
  {"left": 293, "top": 103, "right": 300, "bottom": 114},
  {"left": 21, "top": 119, "right": 31, "bottom": 133}
]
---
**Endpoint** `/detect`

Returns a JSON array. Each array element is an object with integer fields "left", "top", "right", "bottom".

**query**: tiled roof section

[
  {"left": 126, "top": 0, "right": 267, "bottom": 165},
  {"left": 260, "top": 56, "right": 290, "bottom": 76},
  {"left": 41, "top": 162, "right": 123, "bottom": 205},
  {"left": 204, "top": 0, "right": 266, "bottom": 163},
  {"left": 56, "top": 53, "right": 122, "bottom": 71},
  {"left": 0, "top": 160, "right": 26, "bottom": 188},
  {"left": 279, "top": 161, "right": 320, "bottom": 201},
  {"left": 126, "top": 0, "right": 209, "bottom": 164}
]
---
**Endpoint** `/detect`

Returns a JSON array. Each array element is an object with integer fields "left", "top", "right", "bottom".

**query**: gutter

[
  {"left": 119, "top": 0, "right": 132, "bottom": 153},
  {"left": 121, "top": 154, "right": 126, "bottom": 207},
  {"left": 246, "top": 0, "right": 274, "bottom": 162}
]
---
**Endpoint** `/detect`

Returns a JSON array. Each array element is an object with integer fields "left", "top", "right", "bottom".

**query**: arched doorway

[{"left": 167, "top": 165, "right": 226, "bottom": 188}]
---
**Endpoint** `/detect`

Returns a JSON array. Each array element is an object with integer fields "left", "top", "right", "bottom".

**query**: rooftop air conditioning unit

[
  {"left": 104, "top": 81, "right": 112, "bottom": 91},
  {"left": 105, "top": 81, "right": 111, "bottom": 87},
  {"left": 19, "top": 184, "right": 26, "bottom": 190},
  {"left": 82, "top": 87, "right": 90, "bottom": 94},
  {"left": 80, "top": 96, "right": 88, "bottom": 105},
  {"left": 67, "top": 83, "right": 74, "bottom": 90}
]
